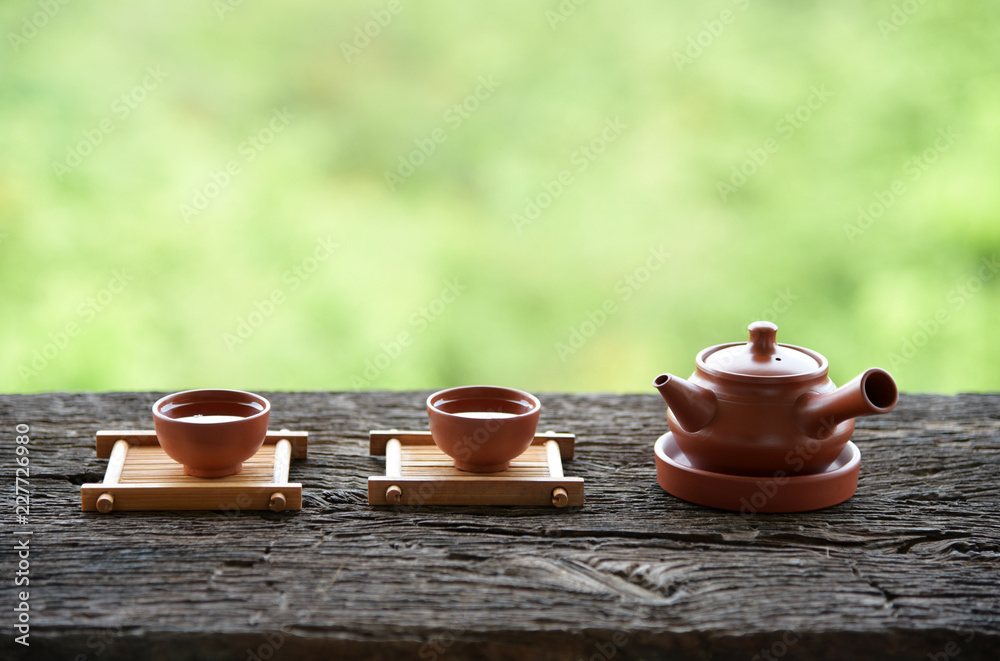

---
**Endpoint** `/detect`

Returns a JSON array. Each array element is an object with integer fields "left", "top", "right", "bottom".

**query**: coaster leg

[
  {"left": 385, "top": 437, "right": 403, "bottom": 505},
  {"left": 545, "top": 440, "right": 564, "bottom": 478},
  {"left": 269, "top": 438, "right": 293, "bottom": 512},
  {"left": 272, "top": 438, "right": 292, "bottom": 483},
  {"left": 97, "top": 439, "right": 130, "bottom": 513},
  {"left": 546, "top": 440, "right": 569, "bottom": 507}
]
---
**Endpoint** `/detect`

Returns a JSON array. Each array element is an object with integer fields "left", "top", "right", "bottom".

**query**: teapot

[{"left": 653, "top": 321, "right": 898, "bottom": 476}]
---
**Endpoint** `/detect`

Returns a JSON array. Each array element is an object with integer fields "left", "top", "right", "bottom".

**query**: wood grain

[{"left": 1, "top": 391, "right": 999, "bottom": 660}]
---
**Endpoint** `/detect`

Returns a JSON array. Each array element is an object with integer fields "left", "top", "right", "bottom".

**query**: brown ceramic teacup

[
  {"left": 152, "top": 389, "right": 270, "bottom": 478},
  {"left": 427, "top": 385, "right": 541, "bottom": 473}
]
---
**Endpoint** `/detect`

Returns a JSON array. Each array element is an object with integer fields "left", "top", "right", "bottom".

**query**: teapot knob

[{"left": 748, "top": 321, "right": 778, "bottom": 356}]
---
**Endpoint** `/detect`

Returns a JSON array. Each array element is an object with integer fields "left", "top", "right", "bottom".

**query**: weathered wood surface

[{"left": 1, "top": 391, "right": 998, "bottom": 660}]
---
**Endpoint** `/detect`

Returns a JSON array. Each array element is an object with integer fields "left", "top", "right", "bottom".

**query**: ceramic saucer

[{"left": 654, "top": 432, "right": 860, "bottom": 513}]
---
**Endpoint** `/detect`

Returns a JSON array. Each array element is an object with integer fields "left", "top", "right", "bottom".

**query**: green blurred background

[{"left": 2, "top": 1, "right": 998, "bottom": 395}]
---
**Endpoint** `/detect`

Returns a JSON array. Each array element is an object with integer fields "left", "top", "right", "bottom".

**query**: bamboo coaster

[
  {"left": 368, "top": 430, "right": 583, "bottom": 507},
  {"left": 81, "top": 430, "right": 307, "bottom": 513}
]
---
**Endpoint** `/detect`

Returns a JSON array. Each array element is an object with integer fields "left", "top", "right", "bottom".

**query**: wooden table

[{"left": 2, "top": 392, "right": 998, "bottom": 660}]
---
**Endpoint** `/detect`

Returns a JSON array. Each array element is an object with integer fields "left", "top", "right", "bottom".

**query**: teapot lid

[{"left": 699, "top": 321, "right": 826, "bottom": 379}]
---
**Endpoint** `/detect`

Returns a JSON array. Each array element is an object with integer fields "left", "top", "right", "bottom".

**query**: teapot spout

[
  {"left": 795, "top": 368, "right": 898, "bottom": 439},
  {"left": 653, "top": 373, "right": 718, "bottom": 433}
]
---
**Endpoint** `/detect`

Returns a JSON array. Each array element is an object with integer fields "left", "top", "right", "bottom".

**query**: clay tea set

[
  {"left": 368, "top": 385, "right": 583, "bottom": 507},
  {"left": 81, "top": 385, "right": 582, "bottom": 512},
  {"left": 81, "top": 389, "right": 308, "bottom": 513},
  {"left": 652, "top": 321, "right": 898, "bottom": 512},
  {"left": 81, "top": 320, "right": 897, "bottom": 514}
]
